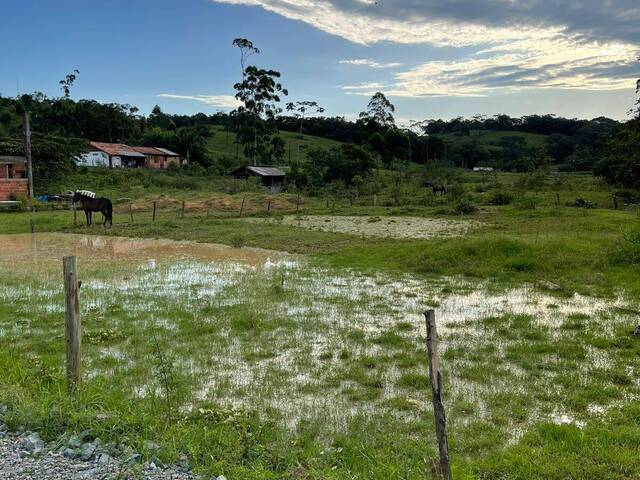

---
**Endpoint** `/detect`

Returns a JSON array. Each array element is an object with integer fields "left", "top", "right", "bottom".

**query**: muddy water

[
  {"left": 1, "top": 232, "right": 637, "bottom": 435},
  {"left": 0, "top": 233, "right": 287, "bottom": 266}
]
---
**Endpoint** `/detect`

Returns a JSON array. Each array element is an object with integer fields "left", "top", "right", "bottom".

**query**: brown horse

[{"left": 72, "top": 190, "right": 113, "bottom": 226}]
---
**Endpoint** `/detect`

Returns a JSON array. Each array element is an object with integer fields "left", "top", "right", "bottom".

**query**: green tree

[
  {"left": 59, "top": 69, "right": 79, "bottom": 98},
  {"left": 285, "top": 101, "right": 325, "bottom": 134},
  {"left": 359, "top": 92, "right": 395, "bottom": 128}
]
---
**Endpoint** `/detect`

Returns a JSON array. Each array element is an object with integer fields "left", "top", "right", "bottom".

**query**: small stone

[
  {"left": 125, "top": 452, "right": 142, "bottom": 467},
  {"left": 79, "top": 441, "right": 97, "bottom": 461},
  {"left": 143, "top": 440, "right": 161, "bottom": 453},
  {"left": 62, "top": 447, "right": 81, "bottom": 459},
  {"left": 97, "top": 453, "right": 114, "bottom": 465},
  {"left": 67, "top": 435, "right": 82, "bottom": 449},
  {"left": 20, "top": 432, "right": 44, "bottom": 454}
]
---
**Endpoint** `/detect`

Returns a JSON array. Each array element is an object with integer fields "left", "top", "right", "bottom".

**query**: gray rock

[
  {"left": 634, "top": 325, "right": 640, "bottom": 337},
  {"left": 20, "top": 432, "right": 44, "bottom": 454},
  {"left": 67, "top": 434, "right": 82, "bottom": 449},
  {"left": 125, "top": 452, "right": 142, "bottom": 467},
  {"left": 62, "top": 447, "right": 81, "bottom": 459},
  {"left": 143, "top": 440, "right": 161, "bottom": 453},
  {"left": 96, "top": 453, "right": 113, "bottom": 465},
  {"left": 79, "top": 441, "right": 97, "bottom": 461}
]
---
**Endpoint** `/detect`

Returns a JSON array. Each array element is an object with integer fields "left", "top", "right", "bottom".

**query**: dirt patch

[{"left": 247, "top": 215, "right": 482, "bottom": 239}]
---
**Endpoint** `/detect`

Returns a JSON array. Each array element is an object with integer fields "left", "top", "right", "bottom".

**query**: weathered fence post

[
  {"left": 267, "top": 199, "right": 272, "bottom": 215},
  {"left": 129, "top": 202, "right": 134, "bottom": 223},
  {"left": 239, "top": 196, "right": 246, "bottom": 217},
  {"left": 373, "top": 194, "right": 378, "bottom": 207},
  {"left": 555, "top": 193, "right": 560, "bottom": 207},
  {"left": 296, "top": 193, "right": 301, "bottom": 213},
  {"left": 613, "top": 194, "right": 618, "bottom": 210},
  {"left": 63, "top": 256, "right": 81, "bottom": 392},
  {"left": 181, "top": 201, "right": 185, "bottom": 219},
  {"left": 423, "top": 309, "right": 452, "bottom": 480},
  {"left": 152, "top": 201, "right": 157, "bottom": 222}
]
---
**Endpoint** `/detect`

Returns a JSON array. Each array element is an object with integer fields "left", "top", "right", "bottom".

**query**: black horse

[
  {"left": 424, "top": 181, "right": 447, "bottom": 196},
  {"left": 72, "top": 190, "right": 113, "bottom": 226}
]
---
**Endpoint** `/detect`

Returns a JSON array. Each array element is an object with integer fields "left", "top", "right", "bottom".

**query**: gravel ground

[{"left": 0, "top": 434, "right": 197, "bottom": 480}]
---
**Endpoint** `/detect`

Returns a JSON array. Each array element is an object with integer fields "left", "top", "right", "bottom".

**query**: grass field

[
  {"left": 435, "top": 130, "right": 548, "bottom": 149},
  {"left": 205, "top": 125, "right": 343, "bottom": 164},
  {"left": 1, "top": 170, "right": 639, "bottom": 479}
]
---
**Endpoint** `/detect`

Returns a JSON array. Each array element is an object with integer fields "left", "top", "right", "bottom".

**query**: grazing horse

[
  {"left": 72, "top": 190, "right": 113, "bottom": 226},
  {"left": 425, "top": 181, "right": 447, "bottom": 196}
]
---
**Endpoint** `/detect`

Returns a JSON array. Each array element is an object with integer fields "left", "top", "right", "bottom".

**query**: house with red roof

[{"left": 76, "top": 142, "right": 184, "bottom": 169}]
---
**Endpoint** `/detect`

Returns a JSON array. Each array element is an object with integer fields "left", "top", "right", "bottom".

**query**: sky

[{"left": 1, "top": 0, "right": 639, "bottom": 123}]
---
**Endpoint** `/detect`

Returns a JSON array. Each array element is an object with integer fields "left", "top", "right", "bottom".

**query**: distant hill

[
  {"left": 434, "top": 130, "right": 547, "bottom": 149},
  {"left": 205, "top": 125, "right": 344, "bottom": 165}
]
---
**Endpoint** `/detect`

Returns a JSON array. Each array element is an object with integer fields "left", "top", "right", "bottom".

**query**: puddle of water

[
  {"left": 1, "top": 232, "right": 637, "bottom": 440},
  {"left": 0, "top": 233, "right": 287, "bottom": 266},
  {"left": 246, "top": 215, "right": 482, "bottom": 239}
]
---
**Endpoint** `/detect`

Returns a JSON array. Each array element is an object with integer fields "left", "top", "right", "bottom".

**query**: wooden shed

[{"left": 232, "top": 166, "right": 286, "bottom": 193}]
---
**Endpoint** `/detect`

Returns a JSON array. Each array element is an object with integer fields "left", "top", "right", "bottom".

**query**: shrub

[
  {"left": 517, "top": 195, "right": 538, "bottom": 210},
  {"left": 609, "top": 229, "right": 640, "bottom": 265},
  {"left": 488, "top": 190, "right": 513, "bottom": 205},
  {"left": 230, "top": 234, "right": 246, "bottom": 249},
  {"left": 454, "top": 198, "right": 478, "bottom": 215}
]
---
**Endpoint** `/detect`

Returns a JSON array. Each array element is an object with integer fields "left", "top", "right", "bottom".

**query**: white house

[{"left": 75, "top": 142, "right": 146, "bottom": 168}]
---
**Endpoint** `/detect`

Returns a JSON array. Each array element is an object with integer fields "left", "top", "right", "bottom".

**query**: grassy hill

[
  {"left": 435, "top": 129, "right": 547, "bottom": 148},
  {"left": 205, "top": 125, "right": 344, "bottom": 165}
]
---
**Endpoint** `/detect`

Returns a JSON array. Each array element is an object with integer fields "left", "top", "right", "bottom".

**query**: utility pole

[{"left": 23, "top": 109, "right": 34, "bottom": 198}]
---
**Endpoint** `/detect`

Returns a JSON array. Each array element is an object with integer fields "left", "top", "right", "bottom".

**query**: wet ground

[
  {"left": 1, "top": 233, "right": 638, "bottom": 442},
  {"left": 246, "top": 215, "right": 482, "bottom": 239}
]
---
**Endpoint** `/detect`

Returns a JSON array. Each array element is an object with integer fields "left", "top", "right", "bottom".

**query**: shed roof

[
  {"left": 155, "top": 147, "right": 180, "bottom": 157},
  {"left": 245, "top": 166, "right": 286, "bottom": 177}
]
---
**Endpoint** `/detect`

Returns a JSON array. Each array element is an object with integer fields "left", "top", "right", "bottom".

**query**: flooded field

[
  {"left": 246, "top": 215, "right": 482, "bottom": 239},
  {"left": 1, "top": 233, "right": 638, "bottom": 444}
]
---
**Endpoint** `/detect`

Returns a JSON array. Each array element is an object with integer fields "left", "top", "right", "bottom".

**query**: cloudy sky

[{"left": 1, "top": 0, "right": 638, "bottom": 122}]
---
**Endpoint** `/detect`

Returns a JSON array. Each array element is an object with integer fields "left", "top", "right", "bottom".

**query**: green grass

[
  {"left": 1, "top": 169, "right": 640, "bottom": 478},
  {"left": 205, "top": 125, "right": 344, "bottom": 165}
]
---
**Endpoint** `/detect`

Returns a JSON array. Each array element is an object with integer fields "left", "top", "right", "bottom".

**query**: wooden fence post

[
  {"left": 423, "top": 309, "right": 452, "bottom": 480},
  {"left": 63, "top": 256, "right": 81, "bottom": 392},
  {"left": 181, "top": 201, "right": 185, "bottom": 219},
  {"left": 129, "top": 203, "right": 134, "bottom": 223},
  {"left": 239, "top": 196, "right": 246, "bottom": 217},
  {"left": 373, "top": 194, "right": 377, "bottom": 207},
  {"left": 555, "top": 193, "right": 560, "bottom": 207},
  {"left": 152, "top": 201, "right": 157, "bottom": 222},
  {"left": 267, "top": 199, "right": 272, "bottom": 215},
  {"left": 613, "top": 195, "right": 618, "bottom": 210},
  {"left": 296, "top": 193, "right": 301, "bottom": 213}
]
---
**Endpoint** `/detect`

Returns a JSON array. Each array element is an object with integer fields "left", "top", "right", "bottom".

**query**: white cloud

[
  {"left": 210, "top": 0, "right": 640, "bottom": 95},
  {"left": 340, "top": 81, "right": 387, "bottom": 91},
  {"left": 339, "top": 58, "right": 402, "bottom": 69},
  {"left": 157, "top": 94, "right": 241, "bottom": 109}
]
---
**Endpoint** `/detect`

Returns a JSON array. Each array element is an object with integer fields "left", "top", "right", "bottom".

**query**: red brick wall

[{"left": 0, "top": 180, "right": 28, "bottom": 201}]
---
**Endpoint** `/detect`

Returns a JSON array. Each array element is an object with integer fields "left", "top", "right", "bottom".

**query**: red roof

[
  {"left": 89, "top": 141, "right": 135, "bottom": 156},
  {"left": 130, "top": 146, "right": 165, "bottom": 155}
]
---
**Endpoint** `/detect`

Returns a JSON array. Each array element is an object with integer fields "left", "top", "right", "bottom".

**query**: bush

[
  {"left": 230, "top": 234, "right": 246, "bottom": 249},
  {"left": 454, "top": 198, "right": 478, "bottom": 215},
  {"left": 488, "top": 190, "right": 513, "bottom": 205},
  {"left": 517, "top": 195, "right": 538, "bottom": 210},
  {"left": 609, "top": 229, "right": 640, "bottom": 265}
]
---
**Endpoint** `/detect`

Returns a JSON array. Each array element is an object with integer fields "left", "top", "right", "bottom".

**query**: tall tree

[
  {"left": 233, "top": 66, "right": 288, "bottom": 163},
  {"left": 359, "top": 92, "right": 395, "bottom": 128},
  {"left": 285, "top": 100, "right": 325, "bottom": 134},
  {"left": 232, "top": 38, "right": 260, "bottom": 80},
  {"left": 59, "top": 70, "right": 80, "bottom": 98}
]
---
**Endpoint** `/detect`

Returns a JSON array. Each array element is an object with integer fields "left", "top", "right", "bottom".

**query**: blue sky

[{"left": 1, "top": 0, "right": 638, "bottom": 123}]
